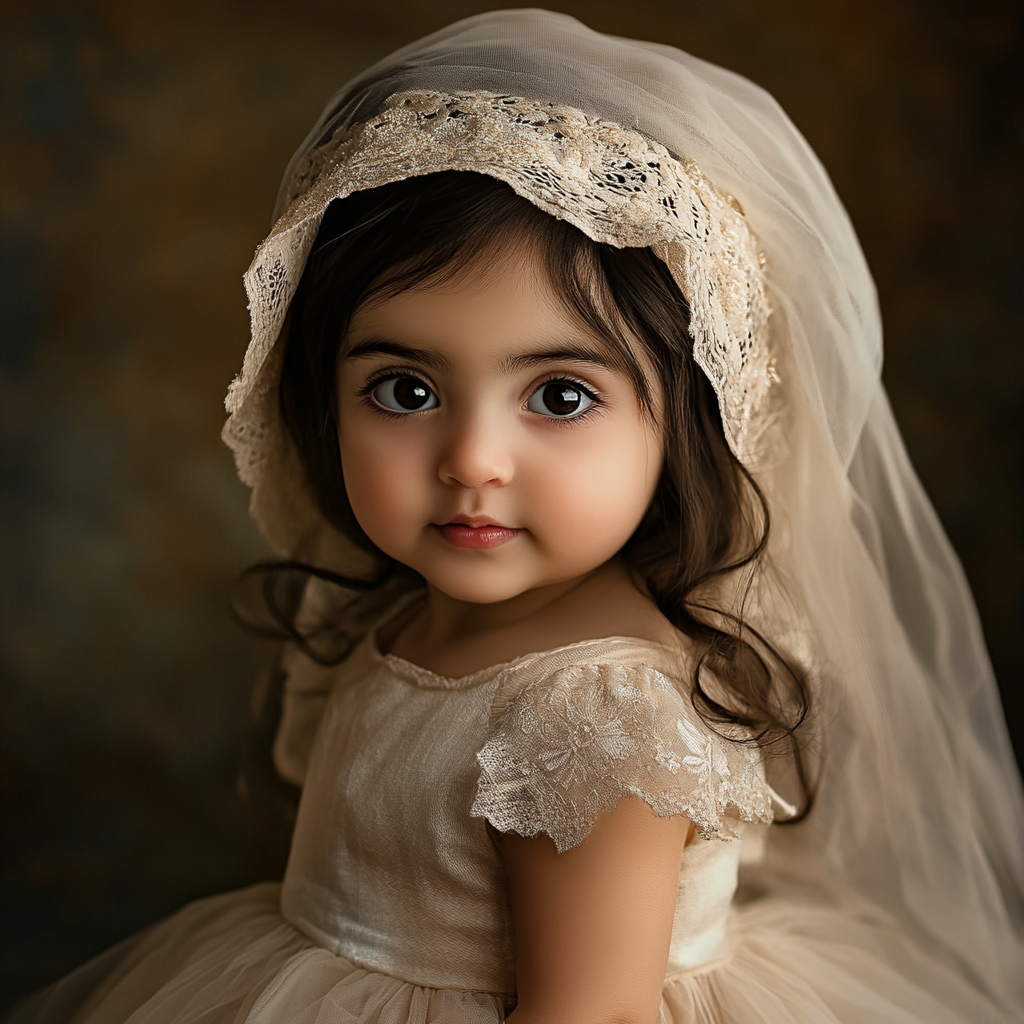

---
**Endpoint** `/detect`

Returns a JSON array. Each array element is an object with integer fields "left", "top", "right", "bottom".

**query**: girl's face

[{"left": 336, "top": 243, "right": 663, "bottom": 605}]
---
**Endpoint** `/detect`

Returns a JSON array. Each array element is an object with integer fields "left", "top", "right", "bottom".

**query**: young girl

[{"left": 11, "top": 9, "right": 1023, "bottom": 1024}]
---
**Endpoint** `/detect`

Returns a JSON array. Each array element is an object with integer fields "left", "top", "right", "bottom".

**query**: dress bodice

[
  {"left": 280, "top": 638, "right": 517, "bottom": 994},
  {"left": 278, "top": 629, "right": 772, "bottom": 996}
]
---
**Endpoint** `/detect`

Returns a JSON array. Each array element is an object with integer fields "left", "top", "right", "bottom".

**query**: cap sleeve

[{"left": 470, "top": 658, "right": 772, "bottom": 853}]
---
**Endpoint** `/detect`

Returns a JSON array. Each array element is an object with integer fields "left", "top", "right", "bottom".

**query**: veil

[{"left": 221, "top": 10, "right": 1024, "bottom": 1014}]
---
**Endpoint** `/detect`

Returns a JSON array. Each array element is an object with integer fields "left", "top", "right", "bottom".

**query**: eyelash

[
  {"left": 529, "top": 373, "right": 605, "bottom": 426},
  {"left": 356, "top": 366, "right": 438, "bottom": 420},
  {"left": 355, "top": 367, "right": 606, "bottom": 424}
]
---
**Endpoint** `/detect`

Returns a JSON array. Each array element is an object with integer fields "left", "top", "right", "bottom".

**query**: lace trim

[
  {"left": 471, "top": 662, "right": 772, "bottom": 853},
  {"left": 223, "top": 90, "right": 775, "bottom": 554}
]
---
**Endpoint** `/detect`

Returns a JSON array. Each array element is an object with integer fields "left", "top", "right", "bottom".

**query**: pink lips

[{"left": 435, "top": 517, "right": 521, "bottom": 549}]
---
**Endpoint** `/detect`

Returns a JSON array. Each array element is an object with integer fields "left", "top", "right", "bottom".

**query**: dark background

[{"left": 1, "top": 0, "right": 1021, "bottom": 1011}]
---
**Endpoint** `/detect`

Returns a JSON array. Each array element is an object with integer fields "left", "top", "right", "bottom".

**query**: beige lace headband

[{"left": 223, "top": 90, "right": 774, "bottom": 555}]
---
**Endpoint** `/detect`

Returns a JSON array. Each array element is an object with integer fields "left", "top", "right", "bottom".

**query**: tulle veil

[{"left": 220, "top": 10, "right": 1024, "bottom": 1015}]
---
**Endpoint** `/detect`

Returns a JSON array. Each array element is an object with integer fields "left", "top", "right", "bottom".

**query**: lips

[{"left": 434, "top": 516, "right": 521, "bottom": 549}]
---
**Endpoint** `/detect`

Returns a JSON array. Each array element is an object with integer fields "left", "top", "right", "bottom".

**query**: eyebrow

[
  {"left": 497, "top": 344, "right": 615, "bottom": 374},
  {"left": 343, "top": 337, "right": 454, "bottom": 374},
  {"left": 344, "top": 336, "right": 615, "bottom": 375}
]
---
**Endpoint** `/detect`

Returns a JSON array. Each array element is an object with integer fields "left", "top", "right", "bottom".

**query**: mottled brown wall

[{"left": 1, "top": 0, "right": 1021, "bottom": 1009}]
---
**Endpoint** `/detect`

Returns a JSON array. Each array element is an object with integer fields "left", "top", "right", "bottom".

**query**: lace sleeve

[{"left": 470, "top": 661, "right": 772, "bottom": 852}]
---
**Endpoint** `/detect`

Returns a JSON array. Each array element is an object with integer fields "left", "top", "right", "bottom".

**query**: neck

[{"left": 418, "top": 559, "right": 626, "bottom": 649}]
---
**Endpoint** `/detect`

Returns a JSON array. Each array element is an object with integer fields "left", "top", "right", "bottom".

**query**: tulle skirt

[{"left": 6, "top": 883, "right": 1014, "bottom": 1024}]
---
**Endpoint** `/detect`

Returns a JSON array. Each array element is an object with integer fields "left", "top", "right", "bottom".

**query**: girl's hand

[{"left": 501, "top": 797, "right": 689, "bottom": 1024}]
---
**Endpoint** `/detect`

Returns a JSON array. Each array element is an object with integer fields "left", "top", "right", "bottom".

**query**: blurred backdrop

[{"left": 1, "top": 0, "right": 1022, "bottom": 1010}]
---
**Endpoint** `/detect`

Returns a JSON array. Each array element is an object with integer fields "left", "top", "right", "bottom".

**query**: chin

[{"left": 426, "top": 568, "right": 535, "bottom": 606}]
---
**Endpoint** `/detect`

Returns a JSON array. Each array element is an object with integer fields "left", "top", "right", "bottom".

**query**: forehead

[
  {"left": 349, "top": 244, "right": 582, "bottom": 344},
  {"left": 344, "top": 241, "right": 639, "bottom": 377}
]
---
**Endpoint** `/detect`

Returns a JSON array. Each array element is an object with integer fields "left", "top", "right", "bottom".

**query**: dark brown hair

[{"left": 246, "top": 170, "right": 811, "bottom": 816}]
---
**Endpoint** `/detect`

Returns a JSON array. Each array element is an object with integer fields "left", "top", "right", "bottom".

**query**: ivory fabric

[{"left": 10, "top": 631, "right": 1010, "bottom": 1023}]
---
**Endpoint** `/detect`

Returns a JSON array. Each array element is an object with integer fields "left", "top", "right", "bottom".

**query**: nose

[{"left": 437, "top": 412, "right": 513, "bottom": 489}]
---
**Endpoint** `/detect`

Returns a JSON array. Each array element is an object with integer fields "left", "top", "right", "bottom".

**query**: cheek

[
  {"left": 524, "top": 423, "right": 661, "bottom": 558},
  {"left": 337, "top": 422, "right": 430, "bottom": 546}
]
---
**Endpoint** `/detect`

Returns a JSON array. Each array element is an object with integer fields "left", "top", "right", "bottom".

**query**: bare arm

[{"left": 502, "top": 797, "right": 690, "bottom": 1024}]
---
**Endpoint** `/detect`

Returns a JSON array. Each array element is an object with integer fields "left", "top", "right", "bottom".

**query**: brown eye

[
  {"left": 372, "top": 375, "right": 438, "bottom": 412},
  {"left": 527, "top": 379, "right": 595, "bottom": 419}
]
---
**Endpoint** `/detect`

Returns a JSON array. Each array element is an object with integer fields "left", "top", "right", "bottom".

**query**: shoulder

[
  {"left": 489, "top": 635, "right": 691, "bottom": 712},
  {"left": 473, "top": 639, "right": 773, "bottom": 852},
  {"left": 486, "top": 639, "right": 698, "bottom": 756}
]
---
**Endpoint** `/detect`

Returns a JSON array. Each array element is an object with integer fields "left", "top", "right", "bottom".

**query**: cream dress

[{"left": 14, "top": 618, "right": 1006, "bottom": 1024}]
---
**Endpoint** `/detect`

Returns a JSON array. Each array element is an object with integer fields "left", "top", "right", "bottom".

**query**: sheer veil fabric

[{"left": 221, "top": 9, "right": 1024, "bottom": 1017}]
